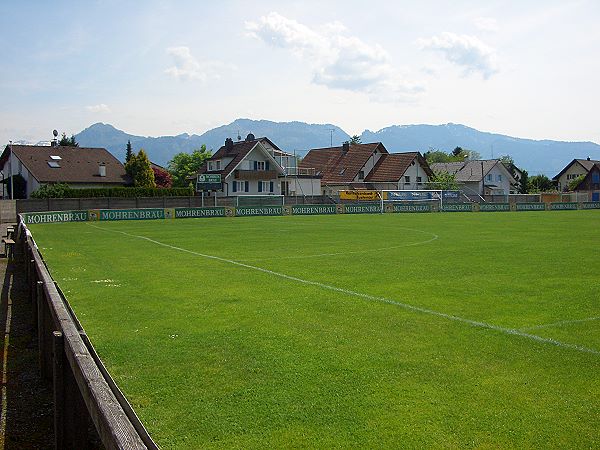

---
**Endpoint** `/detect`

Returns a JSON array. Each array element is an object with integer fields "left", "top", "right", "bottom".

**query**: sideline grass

[{"left": 29, "top": 211, "right": 600, "bottom": 448}]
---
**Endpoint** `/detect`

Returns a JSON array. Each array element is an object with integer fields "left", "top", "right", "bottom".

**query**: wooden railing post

[{"left": 53, "top": 331, "right": 65, "bottom": 450}]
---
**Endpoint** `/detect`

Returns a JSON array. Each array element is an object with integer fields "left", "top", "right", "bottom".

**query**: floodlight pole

[{"left": 9, "top": 141, "right": 13, "bottom": 200}]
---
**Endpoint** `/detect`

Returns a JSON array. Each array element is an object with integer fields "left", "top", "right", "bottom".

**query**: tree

[
  {"left": 518, "top": 169, "right": 528, "bottom": 194},
  {"left": 527, "top": 174, "right": 554, "bottom": 193},
  {"left": 125, "top": 149, "right": 156, "bottom": 187},
  {"left": 349, "top": 135, "right": 362, "bottom": 144},
  {"left": 125, "top": 140, "right": 133, "bottom": 163},
  {"left": 428, "top": 171, "right": 459, "bottom": 190},
  {"left": 424, "top": 149, "right": 452, "bottom": 163},
  {"left": 499, "top": 155, "right": 514, "bottom": 165},
  {"left": 58, "top": 132, "right": 79, "bottom": 147},
  {"left": 567, "top": 174, "right": 585, "bottom": 191},
  {"left": 153, "top": 166, "right": 173, "bottom": 188},
  {"left": 167, "top": 145, "right": 212, "bottom": 187}
]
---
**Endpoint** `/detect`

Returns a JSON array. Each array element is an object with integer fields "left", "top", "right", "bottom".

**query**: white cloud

[
  {"left": 245, "top": 12, "right": 423, "bottom": 102},
  {"left": 474, "top": 17, "right": 499, "bottom": 32},
  {"left": 165, "top": 46, "right": 235, "bottom": 82},
  {"left": 419, "top": 32, "right": 499, "bottom": 79},
  {"left": 85, "top": 104, "right": 110, "bottom": 113}
]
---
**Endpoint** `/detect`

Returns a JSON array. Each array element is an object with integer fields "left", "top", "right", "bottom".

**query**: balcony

[
  {"left": 283, "top": 167, "right": 317, "bottom": 176},
  {"left": 234, "top": 169, "right": 277, "bottom": 180}
]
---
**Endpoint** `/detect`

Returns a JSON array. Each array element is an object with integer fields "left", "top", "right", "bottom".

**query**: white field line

[
  {"left": 87, "top": 224, "right": 600, "bottom": 356},
  {"left": 520, "top": 316, "right": 600, "bottom": 331},
  {"left": 0, "top": 281, "right": 13, "bottom": 450},
  {"left": 239, "top": 228, "right": 439, "bottom": 261}
]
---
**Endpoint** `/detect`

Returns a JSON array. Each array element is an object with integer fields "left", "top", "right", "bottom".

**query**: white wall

[
  {"left": 483, "top": 164, "right": 512, "bottom": 195},
  {"left": 557, "top": 162, "right": 587, "bottom": 191},
  {"left": 394, "top": 159, "right": 430, "bottom": 190},
  {"left": 286, "top": 177, "right": 321, "bottom": 196}
]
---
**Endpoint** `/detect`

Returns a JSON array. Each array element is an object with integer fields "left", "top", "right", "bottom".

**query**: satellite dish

[{"left": 53, "top": 129, "right": 58, "bottom": 137}]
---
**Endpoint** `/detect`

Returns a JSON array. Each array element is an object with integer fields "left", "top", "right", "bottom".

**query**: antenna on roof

[
  {"left": 237, "top": 130, "right": 241, "bottom": 141},
  {"left": 328, "top": 128, "right": 335, "bottom": 147},
  {"left": 51, "top": 129, "right": 58, "bottom": 147}
]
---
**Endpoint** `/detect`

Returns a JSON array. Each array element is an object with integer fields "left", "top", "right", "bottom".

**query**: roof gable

[
  {"left": 553, "top": 158, "right": 600, "bottom": 180},
  {"left": 365, "top": 152, "right": 432, "bottom": 182},
  {"left": 2, "top": 145, "right": 128, "bottom": 184},
  {"left": 205, "top": 138, "right": 284, "bottom": 178},
  {"left": 300, "top": 142, "right": 388, "bottom": 184}
]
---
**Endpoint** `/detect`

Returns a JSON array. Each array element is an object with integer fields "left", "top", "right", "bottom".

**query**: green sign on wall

[
  {"left": 393, "top": 204, "right": 431, "bottom": 213},
  {"left": 22, "top": 210, "right": 89, "bottom": 224},
  {"left": 516, "top": 203, "right": 546, "bottom": 211},
  {"left": 292, "top": 205, "right": 337, "bottom": 215},
  {"left": 550, "top": 202, "right": 578, "bottom": 210},
  {"left": 343, "top": 203, "right": 382, "bottom": 214},
  {"left": 581, "top": 202, "right": 600, "bottom": 209},
  {"left": 441, "top": 203, "right": 473, "bottom": 212},
  {"left": 480, "top": 203, "right": 510, "bottom": 212},
  {"left": 98, "top": 209, "right": 165, "bottom": 221},
  {"left": 175, "top": 207, "right": 225, "bottom": 218},
  {"left": 235, "top": 206, "right": 283, "bottom": 216}
]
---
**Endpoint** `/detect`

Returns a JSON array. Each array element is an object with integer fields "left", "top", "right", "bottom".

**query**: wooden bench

[{"left": 2, "top": 237, "right": 15, "bottom": 258}]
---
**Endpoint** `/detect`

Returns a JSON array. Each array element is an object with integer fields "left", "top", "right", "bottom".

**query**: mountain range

[{"left": 74, "top": 119, "right": 600, "bottom": 175}]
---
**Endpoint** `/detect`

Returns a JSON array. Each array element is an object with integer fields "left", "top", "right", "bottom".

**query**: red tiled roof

[
  {"left": 2, "top": 145, "right": 128, "bottom": 184},
  {"left": 365, "top": 152, "right": 432, "bottom": 182},
  {"left": 299, "top": 143, "right": 387, "bottom": 184}
]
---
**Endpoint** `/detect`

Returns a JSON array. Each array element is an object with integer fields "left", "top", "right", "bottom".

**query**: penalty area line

[{"left": 87, "top": 223, "right": 600, "bottom": 357}]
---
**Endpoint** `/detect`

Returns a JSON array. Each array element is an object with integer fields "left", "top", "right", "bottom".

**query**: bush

[{"left": 31, "top": 184, "right": 194, "bottom": 199}]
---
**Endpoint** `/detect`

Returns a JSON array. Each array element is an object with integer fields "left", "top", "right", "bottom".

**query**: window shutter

[
  {"left": 254, "top": 161, "right": 258, "bottom": 170},
  {"left": 232, "top": 182, "right": 237, "bottom": 193},
  {"left": 266, "top": 161, "right": 270, "bottom": 170},
  {"left": 245, "top": 181, "right": 249, "bottom": 192},
  {"left": 269, "top": 181, "right": 274, "bottom": 192},
  {"left": 258, "top": 182, "right": 263, "bottom": 192}
]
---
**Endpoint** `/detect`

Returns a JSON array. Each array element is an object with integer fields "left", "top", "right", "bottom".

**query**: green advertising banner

[
  {"left": 441, "top": 203, "right": 473, "bottom": 212},
  {"left": 22, "top": 210, "right": 89, "bottom": 224},
  {"left": 516, "top": 203, "right": 546, "bottom": 211},
  {"left": 392, "top": 203, "right": 431, "bottom": 213},
  {"left": 292, "top": 204, "right": 337, "bottom": 215},
  {"left": 343, "top": 203, "right": 382, "bottom": 214},
  {"left": 98, "top": 209, "right": 165, "bottom": 221},
  {"left": 581, "top": 202, "right": 600, "bottom": 209},
  {"left": 480, "top": 203, "right": 510, "bottom": 212},
  {"left": 550, "top": 202, "right": 578, "bottom": 210},
  {"left": 175, "top": 207, "right": 226, "bottom": 218},
  {"left": 235, "top": 206, "right": 283, "bottom": 216}
]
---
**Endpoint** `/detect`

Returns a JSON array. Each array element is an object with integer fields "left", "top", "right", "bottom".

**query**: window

[
  {"left": 358, "top": 170, "right": 364, "bottom": 180},
  {"left": 497, "top": 174, "right": 502, "bottom": 182},
  {"left": 592, "top": 172, "right": 600, "bottom": 183},
  {"left": 256, "top": 161, "right": 265, "bottom": 171},
  {"left": 257, "top": 181, "right": 274, "bottom": 193},
  {"left": 47, "top": 161, "right": 60, "bottom": 168},
  {"left": 208, "top": 160, "right": 221, "bottom": 171},
  {"left": 50, "top": 155, "right": 62, "bottom": 160},
  {"left": 233, "top": 180, "right": 247, "bottom": 193},
  {"left": 404, "top": 176, "right": 410, "bottom": 183},
  {"left": 216, "top": 160, "right": 221, "bottom": 170},
  {"left": 416, "top": 176, "right": 422, "bottom": 183},
  {"left": 486, "top": 174, "right": 493, "bottom": 182}
]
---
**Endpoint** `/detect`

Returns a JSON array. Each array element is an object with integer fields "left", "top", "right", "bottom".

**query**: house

[
  {"left": 573, "top": 163, "right": 600, "bottom": 201},
  {"left": 299, "top": 142, "right": 432, "bottom": 195},
  {"left": 0, "top": 144, "right": 129, "bottom": 198},
  {"left": 430, "top": 159, "right": 516, "bottom": 197},
  {"left": 553, "top": 158, "right": 600, "bottom": 192},
  {"left": 197, "top": 134, "right": 321, "bottom": 197}
]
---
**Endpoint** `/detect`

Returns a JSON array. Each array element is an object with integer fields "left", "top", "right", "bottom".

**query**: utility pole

[{"left": 9, "top": 140, "right": 13, "bottom": 200}]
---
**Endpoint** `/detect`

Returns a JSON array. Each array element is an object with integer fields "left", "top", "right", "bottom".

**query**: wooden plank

[
  {"left": 29, "top": 237, "right": 149, "bottom": 449},
  {"left": 53, "top": 331, "right": 65, "bottom": 449}
]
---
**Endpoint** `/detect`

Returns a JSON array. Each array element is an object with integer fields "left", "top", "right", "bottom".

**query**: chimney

[
  {"left": 245, "top": 133, "right": 255, "bottom": 141},
  {"left": 99, "top": 163, "right": 106, "bottom": 177},
  {"left": 342, "top": 142, "right": 350, "bottom": 153},
  {"left": 587, "top": 157, "right": 591, "bottom": 161},
  {"left": 225, "top": 138, "right": 234, "bottom": 152}
]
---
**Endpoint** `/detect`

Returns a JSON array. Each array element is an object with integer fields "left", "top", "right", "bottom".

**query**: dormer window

[{"left": 208, "top": 160, "right": 221, "bottom": 171}]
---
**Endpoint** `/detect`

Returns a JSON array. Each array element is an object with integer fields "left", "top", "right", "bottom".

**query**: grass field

[{"left": 29, "top": 211, "right": 600, "bottom": 449}]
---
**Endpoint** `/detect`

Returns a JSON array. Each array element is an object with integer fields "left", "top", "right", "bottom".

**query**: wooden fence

[{"left": 20, "top": 218, "right": 158, "bottom": 449}]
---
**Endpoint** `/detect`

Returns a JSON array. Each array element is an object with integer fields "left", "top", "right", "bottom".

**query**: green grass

[{"left": 29, "top": 211, "right": 600, "bottom": 449}]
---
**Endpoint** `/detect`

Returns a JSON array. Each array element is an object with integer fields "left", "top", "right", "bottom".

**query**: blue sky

[{"left": 1, "top": 0, "right": 599, "bottom": 146}]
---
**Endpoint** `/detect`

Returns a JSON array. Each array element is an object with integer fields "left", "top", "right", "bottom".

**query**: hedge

[{"left": 31, "top": 183, "right": 194, "bottom": 199}]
